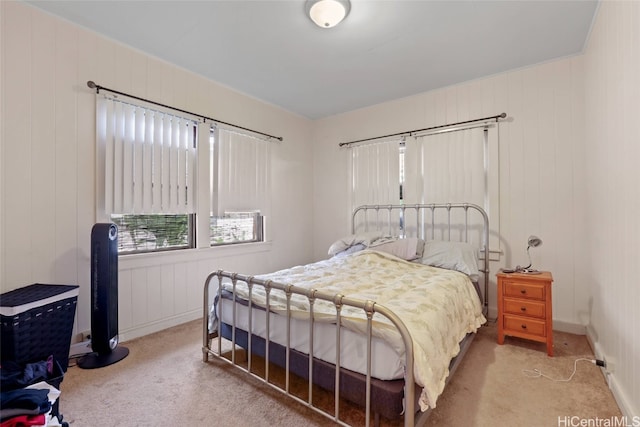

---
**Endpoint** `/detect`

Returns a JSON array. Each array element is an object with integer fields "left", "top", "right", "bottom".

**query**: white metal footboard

[{"left": 202, "top": 271, "right": 418, "bottom": 427}]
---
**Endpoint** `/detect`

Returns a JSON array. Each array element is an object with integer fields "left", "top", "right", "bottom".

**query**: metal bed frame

[{"left": 202, "top": 203, "right": 489, "bottom": 427}]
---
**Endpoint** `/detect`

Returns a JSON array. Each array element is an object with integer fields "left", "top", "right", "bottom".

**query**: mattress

[{"left": 217, "top": 296, "right": 405, "bottom": 380}]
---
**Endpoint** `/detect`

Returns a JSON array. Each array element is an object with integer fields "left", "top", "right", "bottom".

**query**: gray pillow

[{"left": 419, "top": 240, "right": 479, "bottom": 277}]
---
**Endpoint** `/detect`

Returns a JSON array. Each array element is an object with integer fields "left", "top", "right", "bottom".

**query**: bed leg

[
  {"left": 202, "top": 347, "right": 209, "bottom": 362},
  {"left": 374, "top": 412, "right": 380, "bottom": 427}
]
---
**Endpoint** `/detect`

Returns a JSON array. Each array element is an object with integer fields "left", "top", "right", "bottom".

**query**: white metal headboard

[{"left": 351, "top": 203, "right": 489, "bottom": 316}]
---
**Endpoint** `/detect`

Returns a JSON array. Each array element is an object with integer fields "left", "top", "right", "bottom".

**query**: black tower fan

[{"left": 78, "top": 223, "right": 129, "bottom": 369}]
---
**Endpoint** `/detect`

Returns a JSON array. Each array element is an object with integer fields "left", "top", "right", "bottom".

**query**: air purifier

[{"left": 78, "top": 223, "right": 129, "bottom": 369}]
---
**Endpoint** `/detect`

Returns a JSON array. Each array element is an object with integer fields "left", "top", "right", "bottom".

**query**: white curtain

[
  {"left": 213, "top": 127, "right": 270, "bottom": 216},
  {"left": 404, "top": 127, "right": 487, "bottom": 243},
  {"left": 350, "top": 139, "right": 401, "bottom": 210},
  {"left": 96, "top": 95, "right": 197, "bottom": 215},
  {"left": 404, "top": 127, "right": 486, "bottom": 206}
]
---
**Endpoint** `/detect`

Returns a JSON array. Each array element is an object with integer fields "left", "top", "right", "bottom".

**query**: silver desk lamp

[
  {"left": 519, "top": 235, "right": 542, "bottom": 273},
  {"left": 502, "top": 235, "right": 543, "bottom": 274}
]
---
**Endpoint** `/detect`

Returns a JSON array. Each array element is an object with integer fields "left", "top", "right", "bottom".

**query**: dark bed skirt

[{"left": 220, "top": 322, "right": 411, "bottom": 420}]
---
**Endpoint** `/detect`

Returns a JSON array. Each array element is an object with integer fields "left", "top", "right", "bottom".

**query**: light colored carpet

[{"left": 59, "top": 320, "right": 621, "bottom": 426}]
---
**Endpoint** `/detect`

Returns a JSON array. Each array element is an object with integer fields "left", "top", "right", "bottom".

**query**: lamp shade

[
  {"left": 527, "top": 235, "right": 542, "bottom": 248},
  {"left": 306, "top": 0, "right": 350, "bottom": 28}
]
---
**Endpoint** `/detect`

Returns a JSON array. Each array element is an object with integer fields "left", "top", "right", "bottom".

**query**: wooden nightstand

[{"left": 497, "top": 271, "right": 554, "bottom": 356}]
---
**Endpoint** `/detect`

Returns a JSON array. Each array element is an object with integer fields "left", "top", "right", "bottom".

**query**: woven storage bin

[{"left": 1, "top": 284, "right": 79, "bottom": 372}]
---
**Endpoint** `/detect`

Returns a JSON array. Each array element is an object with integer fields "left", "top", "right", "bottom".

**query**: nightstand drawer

[
  {"left": 503, "top": 281, "right": 545, "bottom": 300},
  {"left": 503, "top": 315, "right": 546, "bottom": 337},
  {"left": 503, "top": 297, "right": 546, "bottom": 318}
]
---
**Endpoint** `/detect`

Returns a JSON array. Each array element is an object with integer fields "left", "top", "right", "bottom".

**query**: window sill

[{"left": 118, "top": 241, "right": 273, "bottom": 270}]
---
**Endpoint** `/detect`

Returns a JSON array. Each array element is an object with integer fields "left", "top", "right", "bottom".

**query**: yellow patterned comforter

[{"left": 222, "top": 249, "right": 485, "bottom": 411}]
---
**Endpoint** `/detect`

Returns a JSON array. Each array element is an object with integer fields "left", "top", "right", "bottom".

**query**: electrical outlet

[{"left": 603, "top": 355, "right": 615, "bottom": 374}]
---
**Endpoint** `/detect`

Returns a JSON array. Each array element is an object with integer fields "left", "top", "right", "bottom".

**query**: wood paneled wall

[
  {"left": 0, "top": 2, "right": 314, "bottom": 342},
  {"left": 312, "top": 57, "right": 588, "bottom": 330},
  {"left": 583, "top": 0, "right": 640, "bottom": 418}
]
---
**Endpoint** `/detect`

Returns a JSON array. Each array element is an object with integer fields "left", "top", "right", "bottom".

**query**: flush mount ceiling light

[{"left": 306, "top": 0, "right": 351, "bottom": 28}]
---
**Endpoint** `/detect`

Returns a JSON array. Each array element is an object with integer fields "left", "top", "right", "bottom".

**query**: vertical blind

[
  {"left": 404, "top": 127, "right": 487, "bottom": 243},
  {"left": 213, "top": 127, "right": 270, "bottom": 216},
  {"left": 351, "top": 139, "right": 401, "bottom": 210},
  {"left": 347, "top": 125, "right": 499, "bottom": 250},
  {"left": 404, "top": 127, "right": 486, "bottom": 206},
  {"left": 96, "top": 95, "right": 197, "bottom": 215}
]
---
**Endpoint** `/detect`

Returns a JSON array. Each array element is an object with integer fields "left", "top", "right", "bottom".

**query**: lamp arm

[{"left": 523, "top": 245, "right": 532, "bottom": 270}]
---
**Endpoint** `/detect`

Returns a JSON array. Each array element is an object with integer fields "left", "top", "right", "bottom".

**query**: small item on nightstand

[{"left": 501, "top": 267, "right": 543, "bottom": 275}]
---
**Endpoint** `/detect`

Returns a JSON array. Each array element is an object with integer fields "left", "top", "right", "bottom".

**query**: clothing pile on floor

[{"left": 0, "top": 357, "right": 68, "bottom": 427}]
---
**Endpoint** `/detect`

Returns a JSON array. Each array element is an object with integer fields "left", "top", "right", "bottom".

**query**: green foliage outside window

[
  {"left": 210, "top": 212, "right": 262, "bottom": 246},
  {"left": 111, "top": 214, "right": 192, "bottom": 253}
]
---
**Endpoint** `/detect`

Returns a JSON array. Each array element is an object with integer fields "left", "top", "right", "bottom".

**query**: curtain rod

[
  {"left": 86, "top": 81, "right": 283, "bottom": 141},
  {"left": 339, "top": 112, "right": 507, "bottom": 147}
]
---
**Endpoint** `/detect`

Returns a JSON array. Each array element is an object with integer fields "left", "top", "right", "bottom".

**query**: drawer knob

[
  {"left": 520, "top": 307, "right": 527, "bottom": 312},
  {"left": 521, "top": 324, "right": 527, "bottom": 329},
  {"left": 520, "top": 289, "right": 527, "bottom": 294}
]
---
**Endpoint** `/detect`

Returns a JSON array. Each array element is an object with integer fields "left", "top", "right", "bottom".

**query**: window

[
  {"left": 210, "top": 212, "right": 263, "bottom": 245},
  {"left": 209, "top": 127, "right": 269, "bottom": 246},
  {"left": 112, "top": 214, "right": 193, "bottom": 253},
  {"left": 96, "top": 96, "right": 272, "bottom": 254},
  {"left": 404, "top": 127, "right": 487, "bottom": 206},
  {"left": 96, "top": 95, "right": 197, "bottom": 254},
  {"left": 349, "top": 123, "right": 500, "bottom": 255},
  {"left": 350, "top": 139, "right": 401, "bottom": 209},
  {"left": 350, "top": 126, "right": 492, "bottom": 243}
]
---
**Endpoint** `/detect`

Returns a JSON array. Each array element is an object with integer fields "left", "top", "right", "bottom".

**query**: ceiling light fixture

[{"left": 306, "top": 0, "right": 350, "bottom": 29}]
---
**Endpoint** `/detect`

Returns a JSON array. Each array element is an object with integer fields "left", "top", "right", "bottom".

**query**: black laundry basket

[
  {"left": 1, "top": 283, "right": 79, "bottom": 372},
  {"left": 1, "top": 283, "right": 78, "bottom": 422}
]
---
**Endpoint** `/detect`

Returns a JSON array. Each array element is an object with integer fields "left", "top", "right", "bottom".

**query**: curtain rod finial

[
  {"left": 499, "top": 112, "right": 507, "bottom": 119},
  {"left": 87, "top": 80, "right": 97, "bottom": 89}
]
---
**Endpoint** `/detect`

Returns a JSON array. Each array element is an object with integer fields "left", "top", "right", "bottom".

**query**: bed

[{"left": 202, "top": 203, "right": 489, "bottom": 427}]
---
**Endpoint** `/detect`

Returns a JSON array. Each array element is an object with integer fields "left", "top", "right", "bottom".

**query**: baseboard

[
  {"left": 606, "top": 373, "right": 638, "bottom": 420},
  {"left": 118, "top": 309, "right": 202, "bottom": 343},
  {"left": 553, "top": 320, "right": 586, "bottom": 335},
  {"left": 586, "top": 325, "right": 639, "bottom": 420}
]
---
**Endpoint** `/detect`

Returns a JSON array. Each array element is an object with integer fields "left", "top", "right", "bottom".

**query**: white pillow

[
  {"left": 419, "top": 240, "right": 479, "bottom": 277},
  {"left": 371, "top": 237, "right": 425, "bottom": 261},
  {"left": 328, "top": 231, "right": 385, "bottom": 256}
]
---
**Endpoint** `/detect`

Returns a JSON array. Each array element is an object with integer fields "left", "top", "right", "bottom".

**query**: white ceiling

[{"left": 27, "top": 0, "right": 599, "bottom": 119}]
